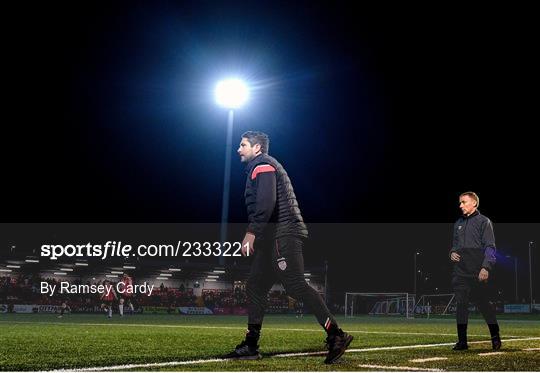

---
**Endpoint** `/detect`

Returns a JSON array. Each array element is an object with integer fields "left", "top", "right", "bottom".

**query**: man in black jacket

[
  {"left": 449, "top": 191, "right": 501, "bottom": 351},
  {"left": 223, "top": 131, "right": 353, "bottom": 364}
]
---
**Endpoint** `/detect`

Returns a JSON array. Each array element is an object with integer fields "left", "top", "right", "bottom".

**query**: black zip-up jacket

[
  {"left": 449, "top": 210, "right": 496, "bottom": 277},
  {"left": 244, "top": 153, "right": 308, "bottom": 240}
]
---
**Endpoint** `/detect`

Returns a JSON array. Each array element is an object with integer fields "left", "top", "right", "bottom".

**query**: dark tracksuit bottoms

[
  {"left": 246, "top": 236, "right": 337, "bottom": 331},
  {"left": 451, "top": 210, "right": 500, "bottom": 342}
]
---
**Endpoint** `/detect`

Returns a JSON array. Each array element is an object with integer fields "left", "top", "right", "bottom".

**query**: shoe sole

[{"left": 325, "top": 335, "right": 354, "bottom": 364}]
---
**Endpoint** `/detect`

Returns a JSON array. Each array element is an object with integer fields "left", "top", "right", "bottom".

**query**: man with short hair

[
  {"left": 449, "top": 192, "right": 501, "bottom": 351},
  {"left": 223, "top": 131, "right": 353, "bottom": 364}
]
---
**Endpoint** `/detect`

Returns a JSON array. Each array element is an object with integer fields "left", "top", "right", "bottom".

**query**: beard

[{"left": 240, "top": 154, "right": 254, "bottom": 163}]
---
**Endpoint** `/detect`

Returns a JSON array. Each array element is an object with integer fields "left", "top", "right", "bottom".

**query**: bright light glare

[{"left": 214, "top": 79, "right": 249, "bottom": 109}]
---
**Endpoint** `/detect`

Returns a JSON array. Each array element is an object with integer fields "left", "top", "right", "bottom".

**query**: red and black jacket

[{"left": 244, "top": 153, "right": 308, "bottom": 240}]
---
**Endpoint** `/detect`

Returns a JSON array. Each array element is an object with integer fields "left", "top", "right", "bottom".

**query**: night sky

[{"left": 3, "top": 2, "right": 539, "bottom": 296}]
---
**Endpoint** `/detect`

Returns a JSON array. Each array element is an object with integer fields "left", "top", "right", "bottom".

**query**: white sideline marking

[
  {"left": 523, "top": 347, "right": 540, "bottom": 351},
  {"left": 274, "top": 337, "right": 540, "bottom": 357},
  {"left": 358, "top": 364, "right": 444, "bottom": 371},
  {"left": 274, "top": 350, "right": 326, "bottom": 357},
  {"left": 410, "top": 357, "right": 448, "bottom": 363},
  {"left": 478, "top": 351, "right": 506, "bottom": 356},
  {"left": 50, "top": 359, "right": 226, "bottom": 372},
  {"left": 1, "top": 320, "right": 518, "bottom": 338},
  {"left": 47, "top": 337, "right": 540, "bottom": 372}
]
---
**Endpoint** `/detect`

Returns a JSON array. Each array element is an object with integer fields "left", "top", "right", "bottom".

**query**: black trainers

[
  {"left": 452, "top": 341, "right": 469, "bottom": 351},
  {"left": 492, "top": 335, "right": 502, "bottom": 350},
  {"left": 222, "top": 341, "right": 262, "bottom": 360},
  {"left": 324, "top": 330, "right": 353, "bottom": 364}
]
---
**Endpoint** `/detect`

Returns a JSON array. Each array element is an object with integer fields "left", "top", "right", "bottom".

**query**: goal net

[
  {"left": 345, "top": 293, "right": 415, "bottom": 318},
  {"left": 414, "top": 293, "right": 455, "bottom": 317}
]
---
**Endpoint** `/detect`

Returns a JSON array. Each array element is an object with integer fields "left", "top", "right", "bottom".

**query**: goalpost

[
  {"left": 345, "top": 292, "right": 415, "bottom": 319},
  {"left": 414, "top": 293, "right": 455, "bottom": 317}
]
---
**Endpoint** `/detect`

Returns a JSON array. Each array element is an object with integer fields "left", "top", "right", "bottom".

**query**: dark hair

[{"left": 241, "top": 131, "right": 270, "bottom": 154}]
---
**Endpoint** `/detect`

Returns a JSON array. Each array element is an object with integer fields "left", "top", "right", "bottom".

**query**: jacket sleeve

[
  {"left": 246, "top": 165, "right": 276, "bottom": 237},
  {"left": 481, "top": 218, "right": 497, "bottom": 271},
  {"left": 449, "top": 222, "right": 459, "bottom": 258}
]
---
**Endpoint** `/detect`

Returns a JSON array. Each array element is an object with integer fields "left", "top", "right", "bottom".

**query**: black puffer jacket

[{"left": 244, "top": 153, "right": 308, "bottom": 240}]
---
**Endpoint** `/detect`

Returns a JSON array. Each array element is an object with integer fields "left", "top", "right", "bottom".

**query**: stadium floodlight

[
  {"left": 60, "top": 268, "right": 74, "bottom": 271},
  {"left": 6, "top": 265, "right": 20, "bottom": 268},
  {"left": 110, "top": 271, "right": 123, "bottom": 274},
  {"left": 54, "top": 272, "right": 67, "bottom": 275},
  {"left": 106, "top": 274, "right": 118, "bottom": 278},
  {"left": 0, "top": 269, "right": 12, "bottom": 272},
  {"left": 123, "top": 265, "right": 136, "bottom": 269},
  {"left": 169, "top": 268, "right": 181, "bottom": 272},
  {"left": 504, "top": 256, "right": 518, "bottom": 302},
  {"left": 529, "top": 241, "right": 534, "bottom": 312},
  {"left": 159, "top": 273, "right": 173, "bottom": 277},
  {"left": 214, "top": 78, "right": 249, "bottom": 109},
  {"left": 215, "top": 78, "right": 250, "bottom": 267},
  {"left": 25, "top": 259, "right": 39, "bottom": 263},
  {"left": 207, "top": 275, "right": 219, "bottom": 279},
  {"left": 205, "top": 278, "right": 217, "bottom": 282},
  {"left": 75, "top": 262, "right": 88, "bottom": 266},
  {"left": 213, "top": 269, "right": 225, "bottom": 273},
  {"left": 156, "top": 277, "right": 168, "bottom": 280},
  {"left": 414, "top": 251, "right": 420, "bottom": 296}
]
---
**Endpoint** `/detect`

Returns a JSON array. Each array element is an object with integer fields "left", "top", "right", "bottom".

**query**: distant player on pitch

[
  {"left": 118, "top": 273, "right": 133, "bottom": 317},
  {"left": 100, "top": 280, "right": 118, "bottom": 318}
]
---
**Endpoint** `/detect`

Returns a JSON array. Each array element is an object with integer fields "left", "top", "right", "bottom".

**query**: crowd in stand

[
  {"left": 1, "top": 275, "right": 302, "bottom": 314},
  {"left": 201, "top": 286, "right": 248, "bottom": 309},
  {"left": 0, "top": 274, "right": 199, "bottom": 312}
]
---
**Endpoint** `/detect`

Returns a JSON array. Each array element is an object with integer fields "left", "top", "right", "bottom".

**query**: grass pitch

[{"left": 1, "top": 313, "right": 539, "bottom": 371}]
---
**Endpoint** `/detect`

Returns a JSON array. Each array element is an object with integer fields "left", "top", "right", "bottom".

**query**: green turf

[{"left": 1, "top": 314, "right": 539, "bottom": 371}]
